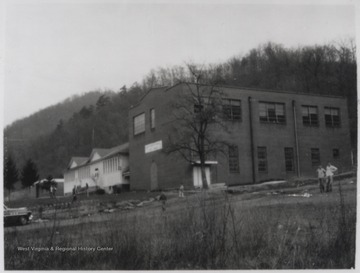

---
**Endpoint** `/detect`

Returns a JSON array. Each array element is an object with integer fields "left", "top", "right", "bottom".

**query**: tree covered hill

[
  {"left": 5, "top": 90, "right": 114, "bottom": 141},
  {"left": 4, "top": 85, "right": 145, "bottom": 178},
  {"left": 4, "top": 41, "right": 357, "bottom": 180}
]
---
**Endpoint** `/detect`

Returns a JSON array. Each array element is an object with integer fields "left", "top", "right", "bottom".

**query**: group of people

[
  {"left": 317, "top": 162, "right": 338, "bottom": 193},
  {"left": 159, "top": 184, "right": 185, "bottom": 212}
]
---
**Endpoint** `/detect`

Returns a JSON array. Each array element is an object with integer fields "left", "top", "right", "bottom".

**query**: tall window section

[
  {"left": 257, "top": 146, "right": 268, "bottom": 172},
  {"left": 302, "top": 105, "right": 318, "bottom": 126},
  {"left": 324, "top": 107, "right": 340, "bottom": 127},
  {"left": 311, "top": 148, "right": 320, "bottom": 166},
  {"left": 228, "top": 145, "right": 240, "bottom": 173},
  {"left": 103, "top": 156, "right": 120, "bottom": 174},
  {"left": 133, "top": 113, "right": 145, "bottom": 135},
  {"left": 284, "top": 148, "right": 294, "bottom": 172},
  {"left": 150, "top": 109, "right": 155, "bottom": 130},
  {"left": 79, "top": 166, "right": 90, "bottom": 179},
  {"left": 223, "top": 99, "right": 241, "bottom": 121},
  {"left": 259, "top": 102, "right": 286, "bottom": 124}
]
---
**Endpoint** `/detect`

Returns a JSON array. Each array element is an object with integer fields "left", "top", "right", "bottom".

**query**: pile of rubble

[{"left": 98, "top": 197, "right": 158, "bottom": 213}]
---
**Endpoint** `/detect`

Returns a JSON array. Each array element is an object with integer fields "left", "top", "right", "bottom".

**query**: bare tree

[{"left": 165, "top": 64, "right": 228, "bottom": 189}]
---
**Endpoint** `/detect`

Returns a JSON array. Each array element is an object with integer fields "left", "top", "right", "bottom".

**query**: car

[{"left": 3, "top": 204, "right": 33, "bottom": 226}]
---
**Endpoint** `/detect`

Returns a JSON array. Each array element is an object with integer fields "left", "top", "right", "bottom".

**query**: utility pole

[{"left": 92, "top": 128, "right": 95, "bottom": 148}]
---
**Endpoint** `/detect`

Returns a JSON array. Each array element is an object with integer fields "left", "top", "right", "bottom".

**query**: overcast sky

[{"left": 2, "top": 0, "right": 357, "bottom": 126}]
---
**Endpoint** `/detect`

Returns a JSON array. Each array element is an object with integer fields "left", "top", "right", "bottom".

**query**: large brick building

[{"left": 128, "top": 83, "right": 352, "bottom": 190}]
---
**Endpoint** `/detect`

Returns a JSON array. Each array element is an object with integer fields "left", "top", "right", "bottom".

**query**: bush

[{"left": 95, "top": 188, "right": 105, "bottom": 195}]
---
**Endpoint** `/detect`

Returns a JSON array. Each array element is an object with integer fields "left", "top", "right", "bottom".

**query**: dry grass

[{"left": 4, "top": 180, "right": 356, "bottom": 270}]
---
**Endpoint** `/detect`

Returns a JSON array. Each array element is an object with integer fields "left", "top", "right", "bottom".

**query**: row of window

[
  {"left": 310, "top": 148, "right": 339, "bottom": 166},
  {"left": 257, "top": 147, "right": 340, "bottom": 172},
  {"left": 133, "top": 100, "right": 341, "bottom": 136},
  {"left": 302, "top": 106, "right": 340, "bottom": 127},
  {"left": 257, "top": 102, "right": 340, "bottom": 127},
  {"left": 79, "top": 166, "right": 90, "bottom": 179},
  {"left": 195, "top": 99, "right": 341, "bottom": 127},
  {"left": 103, "top": 156, "right": 121, "bottom": 174},
  {"left": 227, "top": 146, "right": 340, "bottom": 173}
]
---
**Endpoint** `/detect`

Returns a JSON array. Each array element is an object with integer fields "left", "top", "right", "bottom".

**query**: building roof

[
  {"left": 68, "top": 157, "right": 88, "bottom": 169},
  {"left": 131, "top": 82, "right": 345, "bottom": 109},
  {"left": 72, "top": 157, "right": 88, "bottom": 165},
  {"left": 67, "top": 142, "right": 129, "bottom": 170},
  {"left": 90, "top": 148, "right": 112, "bottom": 159},
  {"left": 102, "top": 143, "right": 129, "bottom": 160},
  {"left": 34, "top": 178, "right": 64, "bottom": 184}
]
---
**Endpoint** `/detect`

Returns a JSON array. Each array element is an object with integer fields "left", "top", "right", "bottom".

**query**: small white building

[{"left": 64, "top": 143, "right": 130, "bottom": 195}]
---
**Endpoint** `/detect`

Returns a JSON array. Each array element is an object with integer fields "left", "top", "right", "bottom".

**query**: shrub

[{"left": 95, "top": 188, "right": 105, "bottom": 195}]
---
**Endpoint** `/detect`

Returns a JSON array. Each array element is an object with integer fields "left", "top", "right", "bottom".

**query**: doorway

[{"left": 193, "top": 166, "right": 211, "bottom": 188}]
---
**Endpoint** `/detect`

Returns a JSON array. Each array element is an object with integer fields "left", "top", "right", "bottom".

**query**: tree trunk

[{"left": 200, "top": 160, "right": 209, "bottom": 189}]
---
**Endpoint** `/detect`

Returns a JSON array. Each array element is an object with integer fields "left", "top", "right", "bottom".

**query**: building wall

[
  {"left": 129, "top": 83, "right": 352, "bottom": 189},
  {"left": 221, "top": 89, "right": 351, "bottom": 184},
  {"left": 129, "top": 87, "right": 194, "bottom": 190},
  {"left": 64, "top": 154, "right": 129, "bottom": 195}
]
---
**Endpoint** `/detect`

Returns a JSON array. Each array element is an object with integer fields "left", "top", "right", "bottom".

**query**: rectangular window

[
  {"left": 133, "top": 113, "right": 145, "bottom": 135},
  {"left": 284, "top": 148, "right": 294, "bottom": 172},
  {"left": 302, "top": 105, "right": 318, "bottom": 126},
  {"left": 325, "top": 107, "right": 340, "bottom": 127},
  {"left": 223, "top": 99, "right": 241, "bottom": 121},
  {"left": 257, "top": 146, "right": 268, "bottom": 172},
  {"left": 228, "top": 145, "right": 240, "bottom": 173},
  {"left": 259, "top": 102, "right": 286, "bottom": 124},
  {"left": 150, "top": 109, "right": 155, "bottom": 129},
  {"left": 311, "top": 148, "right": 320, "bottom": 166},
  {"left": 333, "top": 148, "right": 339, "bottom": 159}
]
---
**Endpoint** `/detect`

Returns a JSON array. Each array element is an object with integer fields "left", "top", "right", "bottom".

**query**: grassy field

[{"left": 4, "top": 177, "right": 356, "bottom": 270}]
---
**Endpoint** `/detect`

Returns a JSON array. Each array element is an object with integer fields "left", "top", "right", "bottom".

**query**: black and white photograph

[{"left": 1, "top": 0, "right": 357, "bottom": 270}]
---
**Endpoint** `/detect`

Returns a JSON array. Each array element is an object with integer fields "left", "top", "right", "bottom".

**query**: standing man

[
  {"left": 86, "top": 183, "right": 89, "bottom": 198},
  {"left": 49, "top": 184, "right": 54, "bottom": 198},
  {"left": 53, "top": 184, "right": 57, "bottom": 198},
  {"left": 326, "top": 162, "right": 338, "bottom": 192},
  {"left": 179, "top": 184, "right": 185, "bottom": 198},
  {"left": 159, "top": 191, "right": 167, "bottom": 212},
  {"left": 72, "top": 185, "right": 78, "bottom": 203},
  {"left": 316, "top": 165, "right": 326, "bottom": 193}
]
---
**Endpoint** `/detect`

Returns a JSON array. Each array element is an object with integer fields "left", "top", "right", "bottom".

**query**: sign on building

[{"left": 145, "top": 140, "right": 163, "bottom": 154}]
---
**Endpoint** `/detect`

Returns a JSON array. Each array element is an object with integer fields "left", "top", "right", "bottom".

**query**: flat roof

[{"left": 130, "top": 82, "right": 346, "bottom": 110}]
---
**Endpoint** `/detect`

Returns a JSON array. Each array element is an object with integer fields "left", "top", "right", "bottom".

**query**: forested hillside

[
  {"left": 4, "top": 41, "right": 357, "bottom": 179},
  {"left": 5, "top": 91, "right": 113, "bottom": 141}
]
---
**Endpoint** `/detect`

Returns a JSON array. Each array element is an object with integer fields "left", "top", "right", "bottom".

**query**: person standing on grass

[
  {"left": 326, "top": 162, "right": 338, "bottom": 192},
  {"left": 159, "top": 191, "right": 167, "bottom": 212},
  {"left": 72, "top": 185, "right": 78, "bottom": 203},
  {"left": 179, "top": 184, "right": 185, "bottom": 198},
  {"left": 49, "top": 184, "right": 54, "bottom": 198},
  {"left": 86, "top": 183, "right": 89, "bottom": 198},
  {"left": 316, "top": 165, "right": 326, "bottom": 193},
  {"left": 53, "top": 184, "right": 57, "bottom": 198}
]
